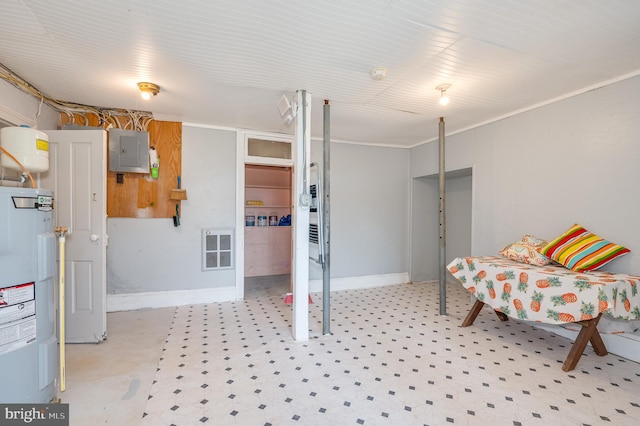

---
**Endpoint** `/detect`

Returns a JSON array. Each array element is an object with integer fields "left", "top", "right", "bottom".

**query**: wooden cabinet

[{"left": 244, "top": 165, "right": 292, "bottom": 277}]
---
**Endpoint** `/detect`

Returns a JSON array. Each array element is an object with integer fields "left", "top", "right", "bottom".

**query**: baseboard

[
  {"left": 107, "top": 286, "right": 237, "bottom": 312},
  {"left": 536, "top": 323, "right": 640, "bottom": 364},
  {"left": 309, "top": 272, "right": 409, "bottom": 293},
  {"left": 108, "top": 272, "right": 410, "bottom": 312}
]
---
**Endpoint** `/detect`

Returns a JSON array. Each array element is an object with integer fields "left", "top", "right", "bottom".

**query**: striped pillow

[{"left": 540, "top": 224, "right": 630, "bottom": 272}]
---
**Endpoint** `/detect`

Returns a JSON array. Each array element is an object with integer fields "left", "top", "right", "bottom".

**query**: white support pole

[{"left": 292, "top": 90, "right": 311, "bottom": 341}]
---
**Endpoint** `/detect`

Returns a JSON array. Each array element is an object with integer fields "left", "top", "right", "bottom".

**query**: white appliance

[
  {"left": 0, "top": 186, "right": 57, "bottom": 403},
  {"left": 0, "top": 126, "right": 49, "bottom": 173}
]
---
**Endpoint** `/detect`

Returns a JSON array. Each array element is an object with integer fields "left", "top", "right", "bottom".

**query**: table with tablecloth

[{"left": 447, "top": 255, "right": 640, "bottom": 371}]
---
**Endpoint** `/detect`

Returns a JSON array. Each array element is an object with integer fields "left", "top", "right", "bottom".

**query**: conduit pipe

[
  {"left": 322, "top": 100, "right": 331, "bottom": 335},
  {"left": 439, "top": 117, "right": 447, "bottom": 315},
  {"left": 300, "top": 90, "right": 311, "bottom": 207}
]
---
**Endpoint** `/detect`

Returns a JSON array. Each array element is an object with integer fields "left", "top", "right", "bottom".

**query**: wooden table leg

[
  {"left": 589, "top": 328, "right": 608, "bottom": 356},
  {"left": 461, "top": 299, "right": 485, "bottom": 327},
  {"left": 494, "top": 310, "right": 509, "bottom": 322},
  {"left": 461, "top": 299, "right": 510, "bottom": 327},
  {"left": 562, "top": 313, "right": 607, "bottom": 372},
  {"left": 462, "top": 299, "right": 510, "bottom": 326}
]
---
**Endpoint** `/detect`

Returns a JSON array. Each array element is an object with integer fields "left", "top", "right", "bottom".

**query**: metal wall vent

[
  {"left": 309, "top": 223, "right": 319, "bottom": 244},
  {"left": 310, "top": 184, "right": 318, "bottom": 212},
  {"left": 202, "top": 228, "right": 234, "bottom": 271}
]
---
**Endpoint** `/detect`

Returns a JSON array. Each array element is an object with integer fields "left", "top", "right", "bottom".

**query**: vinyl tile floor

[
  {"left": 244, "top": 274, "right": 291, "bottom": 299},
  {"left": 63, "top": 281, "right": 640, "bottom": 426}
]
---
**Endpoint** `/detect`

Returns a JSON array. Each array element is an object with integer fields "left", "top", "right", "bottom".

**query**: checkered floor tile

[{"left": 140, "top": 282, "right": 640, "bottom": 425}]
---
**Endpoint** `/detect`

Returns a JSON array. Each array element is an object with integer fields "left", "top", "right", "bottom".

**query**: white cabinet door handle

[{"left": 90, "top": 234, "right": 99, "bottom": 242}]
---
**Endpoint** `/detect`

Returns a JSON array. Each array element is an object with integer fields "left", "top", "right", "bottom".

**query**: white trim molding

[
  {"left": 0, "top": 104, "right": 36, "bottom": 127},
  {"left": 309, "top": 272, "right": 409, "bottom": 293},
  {"left": 107, "top": 286, "right": 237, "bottom": 312},
  {"left": 108, "top": 273, "right": 410, "bottom": 312}
]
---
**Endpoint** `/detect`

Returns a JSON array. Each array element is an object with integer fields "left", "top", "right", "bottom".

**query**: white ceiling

[{"left": 2, "top": 0, "right": 640, "bottom": 147}]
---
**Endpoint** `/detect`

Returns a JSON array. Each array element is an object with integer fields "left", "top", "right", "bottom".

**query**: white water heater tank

[{"left": 0, "top": 126, "right": 49, "bottom": 173}]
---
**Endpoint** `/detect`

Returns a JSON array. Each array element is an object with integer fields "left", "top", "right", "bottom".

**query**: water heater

[{"left": 0, "top": 186, "right": 57, "bottom": 403}]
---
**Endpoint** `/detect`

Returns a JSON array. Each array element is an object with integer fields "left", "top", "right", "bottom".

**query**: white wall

[
  {"left": 309, "top": 140, "right": 410, "bottom": 280},
  {"left": 410, "top": 75, "right": 640, "bottom": 274},
  {"left": 106, "top": 125, "right": 237, "bottom": 294},
  {"left": 106, "top": 124, "right": 412, "bottom": 301}
]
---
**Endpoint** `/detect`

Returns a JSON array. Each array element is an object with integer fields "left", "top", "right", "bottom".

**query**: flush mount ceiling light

[
  {"left": 436, "top": 83, "right": 451, "bottom": 106},
  {"left": 137, "top": 82, "right": 160, "bottom": 100},
  {"left": 370, "top": 67, "right": 387, "bottom": 81}
]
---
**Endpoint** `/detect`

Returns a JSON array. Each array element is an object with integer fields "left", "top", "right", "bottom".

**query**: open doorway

[
  {"left": 411, "top": 168, "right": 473, "bottom": 283},
  {"left": 244, "top": 164, "right": 293, "bottom": 298}
]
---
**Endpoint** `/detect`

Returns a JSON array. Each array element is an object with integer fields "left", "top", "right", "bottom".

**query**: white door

[{"left": 40, "top": 129, "right": 107, "bottom": 343}]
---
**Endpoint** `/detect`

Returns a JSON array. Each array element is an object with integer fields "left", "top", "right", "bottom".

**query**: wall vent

[
  {"left": 309, "top": 223, "right": 319, "bottom": 244},
  {"left": 202, "top": 228, "right": 234, "bottom": 271}
]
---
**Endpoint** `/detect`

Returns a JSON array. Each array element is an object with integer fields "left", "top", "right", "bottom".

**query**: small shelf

[
  {"left": 246, "top": 185, "right": 290, "bottom": 190},
  {"left": 170, "top": 188, "right": 188, "bottom": 200},
  {"left": 246, "top": 205, "right": 291, "bottom": 209},
  {"left": 245, "top": 225, "right": 291, "bottom": 229}
]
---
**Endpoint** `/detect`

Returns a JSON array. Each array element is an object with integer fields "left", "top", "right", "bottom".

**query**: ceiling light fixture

[
  {"left": 370, "top": 67, "right": 387, "bottom": 81},
  {"left": 436, "top": 83, "right": 451, "bottom": 106},
  {"left": 138, "top": 82, "right": 160, "bottom": 100}
]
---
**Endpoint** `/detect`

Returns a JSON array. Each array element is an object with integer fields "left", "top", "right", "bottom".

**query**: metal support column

[
  {"left": 439, "top": 117, "right": 447, "bottom": 315},
  {"left": 322, "top": 100, "right": 331, "bottom": 335}
]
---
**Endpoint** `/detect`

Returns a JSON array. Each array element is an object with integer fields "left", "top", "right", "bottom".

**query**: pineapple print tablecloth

[{"left": 447, "top": 256, "right": 640, "bottom": 324}]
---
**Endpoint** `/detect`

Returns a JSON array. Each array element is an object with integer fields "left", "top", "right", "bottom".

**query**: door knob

[{"left": 90, "top": 234, "right": 99, "bottom": 242}]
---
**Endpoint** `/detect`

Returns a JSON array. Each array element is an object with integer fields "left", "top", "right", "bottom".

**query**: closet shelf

[
  {"left": 245, "top": 185, "right": 291, "bottom": 189},
  {"left": 245, "top": 225, "right": 291, "bottom": 229},
  {"left": 245, "top": 205, "right": 291, "bottom": 209}
]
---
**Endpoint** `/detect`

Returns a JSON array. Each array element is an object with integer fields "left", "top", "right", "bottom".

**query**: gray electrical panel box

[{"left": 108, "top": 129, "right": 150, "bottom": 173}]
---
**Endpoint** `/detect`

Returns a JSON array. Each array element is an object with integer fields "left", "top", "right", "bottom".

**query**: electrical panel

[{"left": 108, "top": 129, "right": 150, "bottom": 173}]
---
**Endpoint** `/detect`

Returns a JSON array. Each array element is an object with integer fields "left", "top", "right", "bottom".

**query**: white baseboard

[
  {"left": 108, "top": 272, "right": 409, "bottom": 312},
  {"left": 309, "top": 272, "right": 409, "bottom": 293},
  {"left": 536, "top": 323, "right": 640, "bottom": 364},
  {"left": 107, "top": 286, "right": 237, "bottom": 312}
]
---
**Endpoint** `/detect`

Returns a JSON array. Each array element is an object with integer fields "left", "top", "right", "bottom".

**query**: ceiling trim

[{"left": 0, "top": 104, "right": 36, "bottom": 128}]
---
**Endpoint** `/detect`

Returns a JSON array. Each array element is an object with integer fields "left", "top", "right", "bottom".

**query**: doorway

[
  {"left": 411, "top": 168, "right": 473, "bottom": 283},
  {"left": 243, "top": 164, "right": 293, "bottom": 298}
]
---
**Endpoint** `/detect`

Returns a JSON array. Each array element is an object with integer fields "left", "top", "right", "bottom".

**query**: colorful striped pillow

[{"left": 540, "top": 224, "right": 630, "bottom": 272}]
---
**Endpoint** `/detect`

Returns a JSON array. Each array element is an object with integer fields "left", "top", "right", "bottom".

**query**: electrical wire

[
  {"left": 0, "top": 63, "right": 154, "bottom": 131},
  {"left": 36, "top": 94, "right": 43, "bottom": 118}
]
